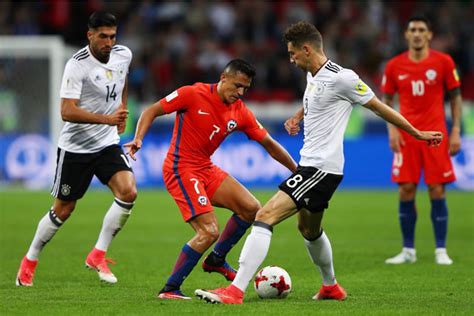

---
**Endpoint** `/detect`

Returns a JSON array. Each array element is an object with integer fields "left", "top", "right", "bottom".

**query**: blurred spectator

[{"left": 0, "top": 0, "right": 472, "bottom": 103}]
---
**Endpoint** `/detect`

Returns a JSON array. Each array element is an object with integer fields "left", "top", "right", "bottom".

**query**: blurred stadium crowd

[{"left": 1, "top": 0, "right": 473, "bottom": 104}]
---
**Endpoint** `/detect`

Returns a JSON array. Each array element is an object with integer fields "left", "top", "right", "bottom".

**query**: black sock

[{"left": 204, "top": 250, "right": 225, "bottom": 266}]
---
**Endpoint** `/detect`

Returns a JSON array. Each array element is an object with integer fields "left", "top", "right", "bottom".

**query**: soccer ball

[{"left": 254, "top": 266, "right": 292, "bottom": 299}]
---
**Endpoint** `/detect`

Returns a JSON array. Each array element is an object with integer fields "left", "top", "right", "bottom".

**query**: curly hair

[{"left": 283, "top": 21, "right": 323, "bottom": 49}]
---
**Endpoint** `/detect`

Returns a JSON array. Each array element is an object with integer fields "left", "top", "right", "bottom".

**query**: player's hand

[
  {"left": 123, "top": 139, "right": 142, "bottom": 161},
  {"left": 416, "top": 131, "right": 443, "bottom": 147},
  {"left": 449, "top": 128, "right": 461, "bottom": 156},
  {"left": 284, "top": 117, "right": 301, "bottom": 136},
  {"left": 388, "top": 128, "right": 404, "bottom": 153},
  {"left": 108, "top": 108, "right": 129, "bottom": 126},
  {"left": 117, "top": 121, "right": 126, "bottom": 134}
]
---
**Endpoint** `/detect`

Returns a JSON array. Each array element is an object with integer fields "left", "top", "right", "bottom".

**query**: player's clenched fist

[
  {"left": 284, "top": 117, "right": 301, "bottom": 136},
  {"left": 108, "top": 108, "right": 129, "bottom": 126}
]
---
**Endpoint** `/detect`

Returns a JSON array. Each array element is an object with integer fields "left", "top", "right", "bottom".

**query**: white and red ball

[{"left": 254, "top": 266, "right": 292, "bottom": 299}]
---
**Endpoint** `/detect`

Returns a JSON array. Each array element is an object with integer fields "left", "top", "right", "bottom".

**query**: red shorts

[
  {"left": 391, "top": 139, "right": 455, "bottom": 185},
  {"left": 163, "top": 165, "right": 228, "bottom": 222}
]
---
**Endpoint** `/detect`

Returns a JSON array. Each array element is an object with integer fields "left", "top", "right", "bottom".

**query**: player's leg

[
  {"left": 287, "top": 168, "right": 345, "bottom": 300},
  {"left": 428, "top": 184, "right": 452, "bottom": 264},
  {"left": 298, "top": 210, "right": 346, "bottom": 300},
  {"left": 386, "top": 145, "right": 421, "bottom": 264},
  {"left": 16, "top": 147, "right": 94, "bottom": 286},
  {"left": 158, "top": 169, "right": 216, "bottom": 299},
  {"left": 17, "top": 199, "right": 76, "bottom": 286},
  {"left": 159, "top": 212, "right": 219, "bottom": 299},
  {"left": 195, "top": 190, "right": 298, "bottom": 304},
  {"left": 204, "top": 172, "right": 260, "bottom": 280},
  {"left": 86, "top": 145, "right": 137, "bottom": 283},
  {"left": 424, "top": 142, "right": 455, "bottom": 265}
]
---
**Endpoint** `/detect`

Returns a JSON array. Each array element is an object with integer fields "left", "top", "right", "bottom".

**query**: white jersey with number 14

[{"left": 58, "top": 44, "right": 132, "bottom": 153}]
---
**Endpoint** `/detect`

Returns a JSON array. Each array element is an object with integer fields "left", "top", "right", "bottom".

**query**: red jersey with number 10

[
  {"left": 160, "top": 82, "right": 267, "bottom": 172},
  {"left": 381, "top": 49, "right": 460, "bottom": 133}
]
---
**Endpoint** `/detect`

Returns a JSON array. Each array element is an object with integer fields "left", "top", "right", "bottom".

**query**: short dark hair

[
  {"left": 88, "top": 11, "right": 117, "bottom": 29},
  {"left": 407, "top": 15, "right": 432, "bottom": 31},
  {"left": 224, "top": 59, "right": 256, "bottom": 78},
  {"left": 284, "top": 21, "right": 323, "bottom": 49}
]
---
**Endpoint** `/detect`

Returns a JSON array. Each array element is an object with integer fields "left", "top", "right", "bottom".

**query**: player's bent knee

[
  {"left": 196, "top": 230, "right": 219, "bottom": 246},
  {"left": 297, "top": 224, "right": 321, "bottom": 240},
  {"left": 399, "top": 183, "right": 417, "bottom": 200},
  {"left": 117, "top": 186, "right": 137, "bottom": 203}
]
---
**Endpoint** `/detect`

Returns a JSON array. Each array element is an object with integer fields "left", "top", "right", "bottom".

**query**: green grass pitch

[{"left": 1, "top": 190, "right": 473, "bottom": 315}]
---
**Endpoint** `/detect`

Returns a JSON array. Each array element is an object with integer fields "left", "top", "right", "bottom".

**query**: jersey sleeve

[
  {"left": 160, "top": 86, "right": 195, "bottom": 113},
  {"left": 239, "top": 104, "right": 268, "bottom": 142},
  {"left": 60, "top": 59, "right": 85, "bottom": 99},
  {"left": 381, "top": 60, "right": 397, "bottom": 95},
  {"left": 443, "top": 55, "right": 461, "bottom": 90},
  {"left": 115, "top": 45, "right": 133, "bottom": 74},
  {"left": 336, "top": 69, "right": 375, "bottom": 105}
]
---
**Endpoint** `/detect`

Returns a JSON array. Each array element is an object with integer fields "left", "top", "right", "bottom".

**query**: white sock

[
  {"left": 232, "top": 225, "right": 273, "bottom": 292},
  {"left": 26, "top": 209, "right": 63, "bottom": 261},
  {"left": 304, "top": 231, "right": 337, "bottom": 285},
  {"left": 94, "top": 198, "right": 133, "bottom": 252}
]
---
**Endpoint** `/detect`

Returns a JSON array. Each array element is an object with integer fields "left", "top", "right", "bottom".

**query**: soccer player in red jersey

[
  {"left": 125, "top": 59, "right": 297, "bottom": 299},
  {"left": 382, "top": 16, "right": 463, "bottom": 265}
]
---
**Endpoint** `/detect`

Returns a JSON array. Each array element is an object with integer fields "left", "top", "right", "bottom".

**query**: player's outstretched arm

[
  {"left": 382, "top": 93, "right": 404, "bottom": 153},
  {"left": 284, "top": 107, "right": 304, "bottom": 136},
  {"left": 124, "top": 100, "right": 167, "bottom": 160},
  {"left": 363, "top": 96, "right": 443, "bottom": 146},
  {"left": 258, "top": 134, "right": 297, "bottom": 172},
  {"left": 61, "top": 98, "right": 128, "bottom": 126}
]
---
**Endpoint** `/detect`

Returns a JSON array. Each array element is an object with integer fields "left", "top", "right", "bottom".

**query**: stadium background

[
  {"left": 1, "top": 1, "right": 473, "bottom": 315},
  {"left": 0, "top": 0, "right": 473, "bottom": 190}
]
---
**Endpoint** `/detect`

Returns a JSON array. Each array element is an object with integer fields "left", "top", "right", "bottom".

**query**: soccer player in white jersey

[
  {"left": 16, "top": 11, "right": 137, "bottom": 286},
  {"left": 195, "top": 21, "right": 443, "bottom": 304}
]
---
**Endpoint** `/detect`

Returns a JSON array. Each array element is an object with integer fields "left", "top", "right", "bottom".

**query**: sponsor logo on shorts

[
  {"left": 443, "top": 170, "right": 453, "bottom": 178},
  {"left": 61, "top": 184, "right": 71, "bottom": 196},
  {"left": 198, "top": 195, "right": 208, "bottom": 206}
]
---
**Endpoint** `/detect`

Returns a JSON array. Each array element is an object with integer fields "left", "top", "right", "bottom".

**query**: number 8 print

[{"left": 286, "top": 174, "right": 303, "bottom": 188}]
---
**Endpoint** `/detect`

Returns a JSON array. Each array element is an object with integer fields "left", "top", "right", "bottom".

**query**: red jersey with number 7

[
  {"left": 381, "top": 49, "right": 461, "bottom": 134},
  {"left": 159, "top": 82, "right": 267, "bottom": 172}
]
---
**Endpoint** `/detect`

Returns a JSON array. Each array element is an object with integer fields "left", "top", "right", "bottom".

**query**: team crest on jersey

[
  {"left": 355, "top": 80, "right": 368, "bottom": 94},
  {"left": 198, "top": 195, "right": 208, "bottom": 206},
  {"left": 61, "top": 184, "right": 71, "bottom": 196},
  {"left": 106, "top": 70, "right": 113, "bottom": 80},
  {"left": 425, "top": 69, "right": 437, "bottom": 81},
  {"left": 315, "top": 81, "right": 325, "bottom": 94},
  {"left": 227, "top": 119, "right": 237, "bottom": 132}
]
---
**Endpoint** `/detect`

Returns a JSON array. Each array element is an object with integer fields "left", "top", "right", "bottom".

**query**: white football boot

[
  {"left": 435, "top": 248, "right": 453, "bottom": 265},
  {"left": 385, "top": 248, "right": 417, "bottom": 264}
]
